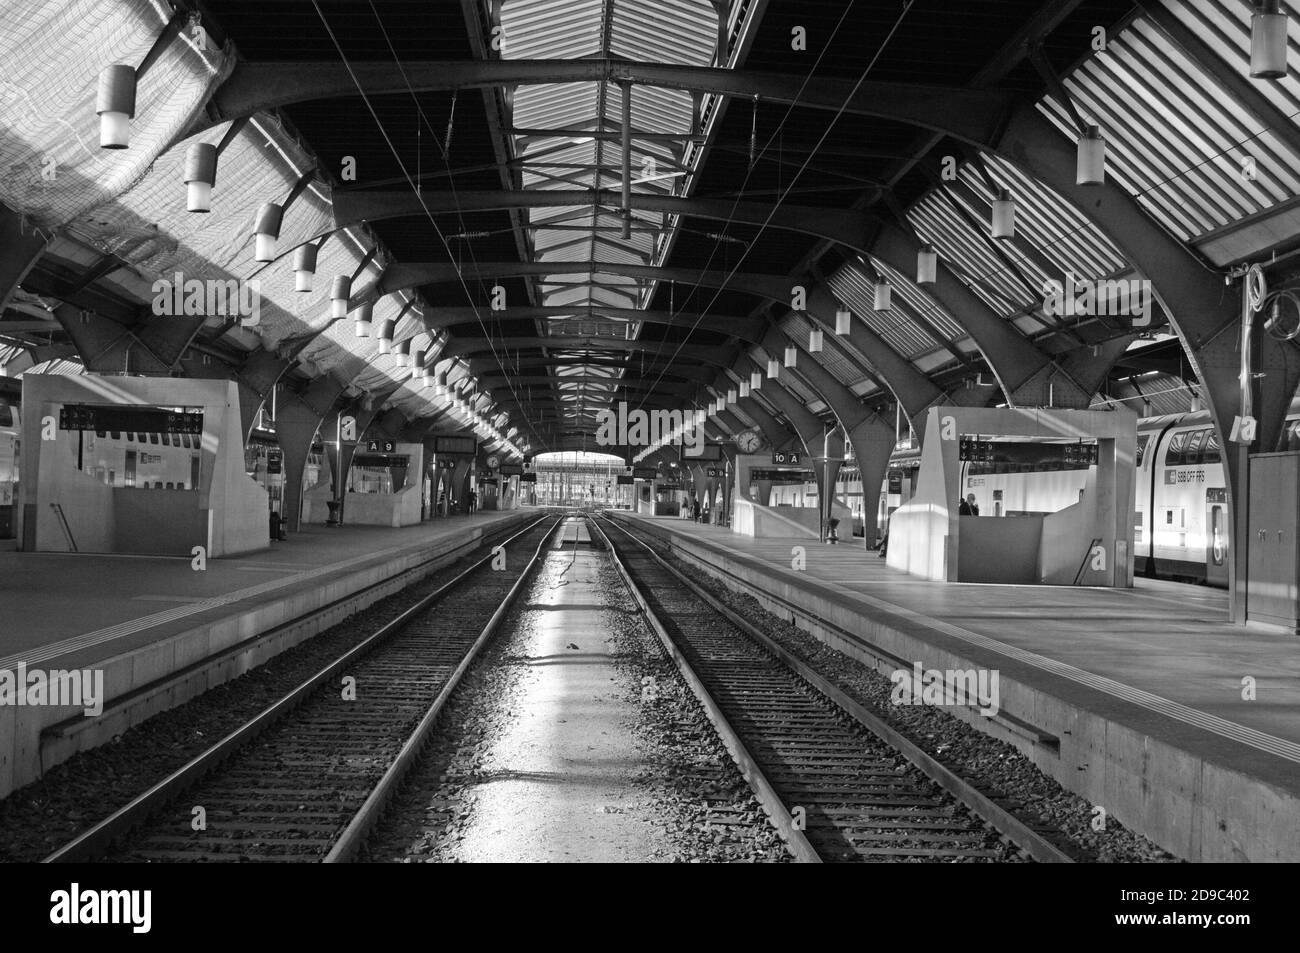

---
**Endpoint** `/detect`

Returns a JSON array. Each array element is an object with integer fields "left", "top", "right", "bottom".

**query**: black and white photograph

[{"left": 0, "top": 0, "right": 1290, "bottom": 934}]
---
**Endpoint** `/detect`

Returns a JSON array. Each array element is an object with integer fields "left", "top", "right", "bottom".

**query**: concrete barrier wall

[
  {"left": 957, "top": 515, "right": 1041, "bottom": 583},
  {"left": 732, "top": 498, "right": 820, "bottom": 538},
  {"left": 113, "top": 489, "right": 206, "bottom": 555}
]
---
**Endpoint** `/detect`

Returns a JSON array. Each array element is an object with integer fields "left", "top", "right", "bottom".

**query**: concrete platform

[
  {"left": 610, "top": 512, "right": 1300, "bottom": 863},
  {"left": 0, "top": 510, "right": 533, "bottom": 796}
]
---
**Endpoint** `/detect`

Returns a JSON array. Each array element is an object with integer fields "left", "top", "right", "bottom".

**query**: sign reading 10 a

[{"left": 772, "top": 450, "right": 803, "bottom": 465}]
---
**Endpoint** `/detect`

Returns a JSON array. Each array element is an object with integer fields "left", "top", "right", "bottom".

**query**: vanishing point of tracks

[
  {"left": 592, "top": 516, "right": 1073, "bottom": 864},
  {"left": 44, "top": 515, "right": 563, "bottom": 863}
]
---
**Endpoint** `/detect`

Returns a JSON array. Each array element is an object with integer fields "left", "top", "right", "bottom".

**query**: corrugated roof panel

[
  {"left": 777, "top": 312, "right": 866, "bottom": 388},
  {"left": 908, "top": 191, "right": 1035, "bottom": 316},
  {"left": 868, "top": 256, "right": 967, "bottom": 343},
  {"left": 513, "top": 83, "right": 601, "bottom": 131},
  {"left": 500, "top": 0, "right": 603, "bottom": 59},
  {"left": 977, "top": 154, "right": 1128, "bottom": 279},
  {"left": 610, "top": 0, "right": 716, "bottom": 65},
  {"left": 826, "top": 262, "right": 937, "bottom": 359},
  {"left": 1041, "top": 2, "right": 1300, "bottom": 247}
]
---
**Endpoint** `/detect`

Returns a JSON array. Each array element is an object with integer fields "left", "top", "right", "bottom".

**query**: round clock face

[
  {"left": 485, "top": 454, "right": 500, "bottom": 469},
  {"left": 737, "top": 430, "right": 763, "bottom": 453}
]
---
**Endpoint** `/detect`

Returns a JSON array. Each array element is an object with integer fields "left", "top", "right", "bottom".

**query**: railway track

[
  {"left": 43, "top": 515, "right": 563, "bottom": 863},
  {"left": 593, "top": 515, "right": 1074, "bottom": 864}
]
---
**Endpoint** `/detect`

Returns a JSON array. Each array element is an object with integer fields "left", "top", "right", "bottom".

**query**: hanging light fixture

[
  {"left": 808, "top": 327, "right": 824, "bottom": 353},
  {"left": 353, "top": 302, "right": 373, "bottom": 338},
  {"left": 740, "top": 382, "right": 750, "bottom": 398},
  {"left": 991, "top": 189, "right": 1015, "bottom": 239},
  {"left": 784, "top": 345, "right": 797, "bottom": 368},
  {"left": 97, "top": 65, "right": 136, "bottom": 149},
  {"left": 1251, "top": 0, "right": 1289, "bottom": 79},
  {"left": 750, "top": 371, "right": 762, "bottom": 390},
  {"left": 767, "top": 358, "right": 780, "bottom": 379},
  {"left": 330, "top": 276, "right": 352, "bottom": 319},
  {"left": 395, "top": 339, "right": 411, "bottom": 368},
  {"left": 835, "top": 305, "right": 852, "bottom": 336},
  {"left": 1076, "top": 125, "right": 1106, "bottom": 186},
  {"left": 377, "top": 320, "right": 395, "bottom": 355},
  {"left": 184, "top": 142, "right": 217, "bottom": 212},
  {"left": 251, "top": 202, "right": 284, "bottom": 262},
  {"left": 293, "top": 243, "right": 318, "bottom": 293},
  {"left": 727, "top": 388, "right": 737, "bottom": 405},
  {"left": 917, "top": 243, "right": 938, "bottom": 284},
  {"left": 873, "top": 280, "right": 892, "bottom": 312},
  {"left": 435, "top": 372, "right": 448, "bottom": 397}
]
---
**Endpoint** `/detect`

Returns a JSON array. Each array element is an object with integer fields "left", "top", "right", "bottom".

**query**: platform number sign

[
  {"left": 365, "top": 439, "right": 396, "bottom": 453},
  {"left": 772, "top": 450, "right": 802, "bottom": 465}
]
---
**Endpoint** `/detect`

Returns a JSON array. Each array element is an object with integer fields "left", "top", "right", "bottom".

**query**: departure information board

[
  {"left": 433, "top": 435, "right": 476, "bottom": 455},
  {"left": 959, "top": 438, "right": 1098, "bottom": 468},
  {"left": 749, "top": 468, "right": 814, "bottom": 484},
  {"left": 59, "top": 404, "right": 204, "bottom": 435}
]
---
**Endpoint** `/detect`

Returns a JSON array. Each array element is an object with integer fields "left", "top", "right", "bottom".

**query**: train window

[
  {"left": 1136, "top": 435, "right": 1149, "bottom": 468},
  {"left": 110, "top": 431, "right": 120, "bottom": 440},
  {"left": 96, "top": 430, "right": 105, "bottom": 438},
  {"left": 1164, "top": 431, "right": 1187, "bottom": 467},
  {"left": 1184, "top": 429, "right": 1206, "bottom": 465},
  {"left": 1202, "top": 430, "right": 1221, "bottom": 464},
  {"left": 149, "top": 433, "right": 159, "bottom": 445},
  {"left": 0, "top": 404, "right": 11, "bottom": 427}
]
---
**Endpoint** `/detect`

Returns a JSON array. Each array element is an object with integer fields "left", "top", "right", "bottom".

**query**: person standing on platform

[
  {"left": 958, "top": 493, "right": 979, "bottom": 516},
  {"left": 691, "top": 495, "right": 700, "bottom": 522},
  {"left": 468, "top": 489, "right": 478, "bottom": 514}
]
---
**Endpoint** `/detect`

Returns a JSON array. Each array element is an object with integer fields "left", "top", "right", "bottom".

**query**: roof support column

[
  {"left": 775, "top": 330, "right": 896, "bottom": 548},
  {"left": 0, "top": 203, "right": 50, "bottom": 316},
  {"left": 276, "top": 376, "right": 347, "bottom": 532}
]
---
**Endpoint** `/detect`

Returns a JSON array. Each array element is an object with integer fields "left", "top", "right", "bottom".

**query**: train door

[
  {"left": 1205, "top": 488, "right": 1229, "bottom": 587},
  {"left": 124, "top": 449, "right": 137, "bottom": 488}
]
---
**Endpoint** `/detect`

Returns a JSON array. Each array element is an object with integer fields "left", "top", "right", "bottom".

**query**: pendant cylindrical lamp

[
  {"left": 330, "top": 275, "right": 352, "bottom": 319},
  {"left": 293, "top": 243, "right": 318, "bottom": 292},
  {"left": 873, "top": 280, "right": 891, "bottom": 312},
  {"left": 184, "top": 142, "right": 217, "bottom": 212},
  {"left": 353, "top": 301, "right": 373, "bottom": 338},
  {"left": 808, "top": 327, "right": 823, "bottom": 353},
  {"left": 1251, "top": 0, "right": 1289, "bottom": 79},
  {"left": 739, "top": 382, "right": 750, "bottom": 398},
  {"left": 377, "top": 319, "right": 395, "bottom": 355},
  {"left": 991, "top": 189, "right": 1015, "bottom": 239},
  {"left": 253, "top": 203, "right": 283, "bottom": 262},
  {"left": 750, "top": 371, "right": 762, "bottom": 390},
  {"left": 395, "top": 339, "right": 411, "bottom": 367},
  {"left": 727, "top": 389, "right": 737, "bottom": 405},
  {"left": 917, "top": 243, "right": 938, "bottom": 284},
  {"left": 784, "top": 344, "right": 797, "bottom": 368},
  {"left": 1076, "top": 125, "right": 1106, "bottom": 186},
  {"left": 835, "top": 305, "right": 852, "bottom": 336},
  {"left": 767, "top": 358, "right": 780, "bottom": 379},
  {"left": 97, "top": 65, "right": 136, "bottom": 149}
]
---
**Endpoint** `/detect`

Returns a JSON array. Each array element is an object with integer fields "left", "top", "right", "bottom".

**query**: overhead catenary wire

[
  {"left": 305, "top": 0, "right": 541, "bottom": 453},
  {"left": 634, "top": 0, "right": 917, "bottom": 422}
]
